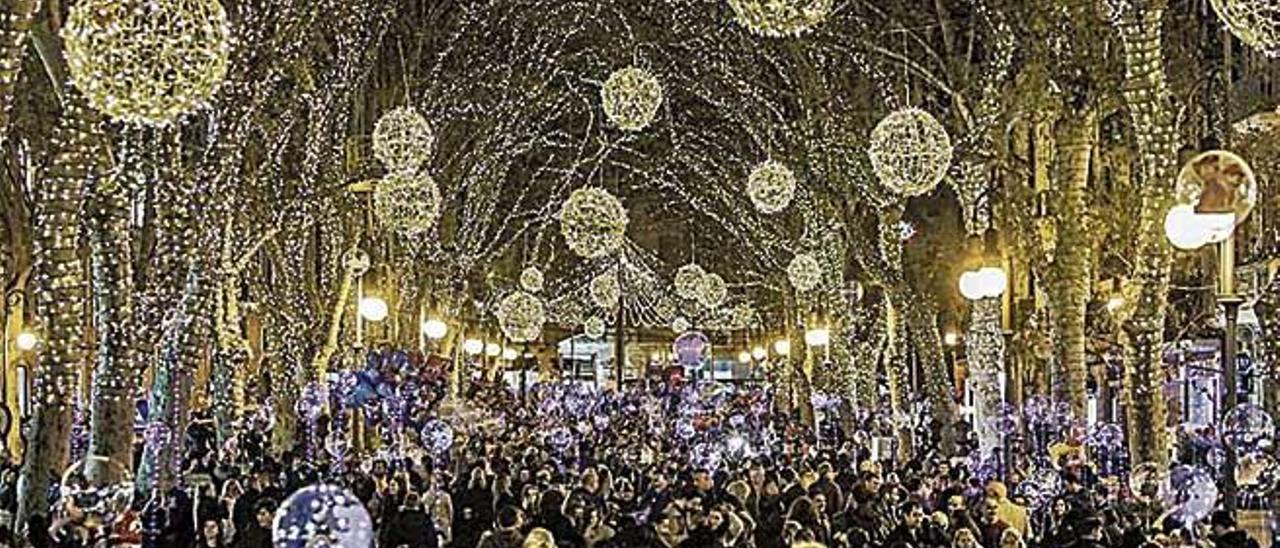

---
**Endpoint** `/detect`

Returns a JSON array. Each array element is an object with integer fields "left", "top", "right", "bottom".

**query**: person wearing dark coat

[
  {"left": 1211, "top": 511, "right": 1262, "bottom": 548},
  {"left": 477, "top": 505, "right": 526, "bottom": 548},
  {"left": 380, "top": 493, "right": 440, "bottom": 548},
  {"left": 531, "top": 489, "right": 586, "bottom": 548},
  {"left": 231, "top": 497, "right": 276, "bottom": 548}
]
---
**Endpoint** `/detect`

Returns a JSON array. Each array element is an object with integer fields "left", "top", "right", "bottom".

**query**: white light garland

[
  {"left": 674, "top": 263, "right": 706, "bottom": 301},
  {"left": 497, "top": 290, "right": 545, "bottom": 343},
  {"left": 559, "top": 187, "right": 628, "bottom": 259},
  {"left": 602, "top": 66, "right": 663, "bottom": 131},
  {"left": 787, "top": 253, "right": 822, "bottom": 293},
  {"left": 590, "top": 272, "right": 620, "bottom": 310},
  {"left": 62, "top": 0, "right": 232, "bottom": 125},
  {"left": 868, "top": 107, "right": 953, "bottom": 197},
  {"left": 520, "top": 266, "right": 544, "bottom": 293},
  {"left": 1211, "top": 0, "right": 1280, "bottom": 57},
  {"left": 584, "top": 316, "right": 606, "bottom": 339},
  {"left": 747, "top": 160, "right": 797, "bottom": 214},
  {"left": 374, "top": 172, "right": 442, "bottom": 234},
  {"left": 727, "top": 0, "right": 833, "bottom": 37},
  {"left": 372, "top": 106, "right": 435, "bottom": 174},
  {"left": 694, "top": 272, "right": 728, "bottom": 309}
]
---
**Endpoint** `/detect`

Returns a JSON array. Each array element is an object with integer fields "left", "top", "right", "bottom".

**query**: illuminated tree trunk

[
  {"left": 0, "top": 0, "right": 40, "bottom": 144},
  {"left": 86, "top": 178, "right": 135, "bottom": 483},
  {"left": 900, "top": 289, "right": 958, "bottom": 455},
  {"left": 884, "top": 300, "right": 912, "bottom": 460},
  {"left": 16, "top": 92, "right": 104, "bottom": 526},
  {"left": 968, "top": 297, "right": 1005, "bottom": 458},
  {"left": 1109, "top": 0, "right": 1179, "bottom": 466},
  {"left": 1049, "top": 111, "right": 1097, "bottom": 419}
]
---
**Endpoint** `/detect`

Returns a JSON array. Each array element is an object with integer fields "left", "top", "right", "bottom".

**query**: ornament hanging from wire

[
  {"left": 602, "top": 66, "right": 663, "bottom": 132},
  {"left": 520, "top": 266, "right": 545, "bottom": 294},
  {"left": 727, "top": 0, "right": 833, "bottom": 37},
  {"left": 1210, "top": 0, "right": 1280, "bottom": 57},
  {"left": 375, "top": 172, "right": 442, "bottom": 234},
  {"left": 559, "top": 187, "right": 628, "bottom": 259},
  {"left": 747, "top": 160, "right": 797, "bottom": 214},
  {"left": 672, "top": 316, "right": 691, "bottom": 334},
  {"left": 590, "top": 272, "right": 621, "bottom": 310},
  {"left": 373, "top": 106, "right": 435, "bottom": 174},
  {"left": 674, "top": 263, "right": 706, "bottom": 301},
  {"left": 694, "top": 272, "right": 728, "bottom": 309},
  {"left": 787, "top": 253, "right": 822, "bottom": 292},
  {"left": 584, "top": 316, "right": 606, "bottom": 340},
  {"left": 497, "top": 291, "right": 545, "bottom": 343},
  {"left": 868, "top": 107, "right": 953, "bottom": 197},
  {"left": 62, "top": 0, "right": 232, "bottom": 125}
]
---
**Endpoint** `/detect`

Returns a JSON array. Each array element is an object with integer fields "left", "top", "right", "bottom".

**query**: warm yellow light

[
  {"left": 751, "top": 346, "right": 767, "bottom": 361},
  {"left": 463, "top": 339, "right": 485, "bottom": 355},
  {"left": 943, "top": 331, "right": 959, "bottom": 347},
  {"left": 485, "top": 342, "right": 502, "bottom": 357},
  {"left": 1106, "top": 296, "right": 1125, "bottom": 313},
  {"left": 502, "top": 347, "right": 519, "bottom": 361},
  {"left": 421, "top": 318, "right": 449, "bottom": 340},
  {"left": 773, "top": 339, "right": 791, "bottom": 356},
  {"left": 358, "top": 297, "right": 389, "bottom": 322},
  {"left": 737, "top": 351, "right": 752, "bottom": 364},
  {"left": 804, "top": 328, "right": 830, "bottom": 347},
  {"left": 650, "top": 351, "right": 661, "bottom": 362},
  {"left": 15, "top": 331, "right": 38, "bottom": 352}
]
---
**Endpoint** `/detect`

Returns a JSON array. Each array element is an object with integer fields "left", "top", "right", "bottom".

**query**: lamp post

[{"left": 960, "top": 263, "right": 1007, "bottom": 466}]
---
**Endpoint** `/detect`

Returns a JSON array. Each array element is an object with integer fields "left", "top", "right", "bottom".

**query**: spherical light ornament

[
  {"left": 728, "top": 0, "right": 833, "bottom": 37},
  {"left": 16, "top": 331, "right": 38, "bottom": 352},
  {"left": 747, "top": 160, "right": 797, "bottom": 214},
  {"left": 519, "top": 266, "right": 544, "bottom": 293},
  {"left": 601, "top": 66, "right": 662, "bottom": 132},
  {"left": 694, "top": 273, "right": 728, "bottom": 309},
  {"left": 1164, "top": 204, "right": 1213, "bottom": 250},
  {"left": 584, "top": 316, "right": 606, "bottom": 339},
  {"left": 1159, "top": 465, "right": 1217, "bottom": 525},
  {"left": 372, "top": 106, "right": 435, "bottom": 174},
  {"left": 751, "top": 346, "right": 767, "bottom": 361},
  {"left": 358, "top": 297, "right": 389, "bottom": 323},
  {"left": 787, "top": 253, "right": 822, "bottom": 293},
  {"left": 62, "top": 0, "right": 231, "bottom": 125},
  {"left": 674, "top": 263, "right": 706, "bottom": 301},
  {"left": 375, "top": 172, "right": 442, "bottom": 235},
  {"left": 496, "top": 291, "right": 545, "bottom": 343},
  {"left": 421, "top": 319, "right": 448, "bottom": 340},
  {"left": 1176, "top": 150, "right": 1258, "bottom": 226},
  {"left": 272, "top": 484, "right": 374, "bottom": 547},
  {"left": 1209, "top": 0, "right": 1280, "bottom": 57},
  {"left": 462, "top": 339, "right": 485, "bottom": 356},
  {"left": 342, "top": 248, "right": 371, "bottom": 276},
  {"left": 773, "top": 339, "right": 791, "bottom": 356},
  {"left": 868, "top": 107, "right": 953, "bottom": 197},
  {"left": 1222, "top": 402, "right": 1275, "bottom": 452},
  {"left": 559, "top": 187, "right": 628, "bottom": 259},
  {"left": 671, "top": 316, "right": 691, "bottom": 334},
  {"left": 590, "top": 272, "right": 621, "bottom": 310},
  {"left": 737, "top": 351, "right": 752, "bottom": 364},
  {"left": 484, "top": 342, "right": 502, "bottom": 357}
]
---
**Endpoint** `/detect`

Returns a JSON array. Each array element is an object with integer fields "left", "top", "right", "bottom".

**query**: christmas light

[
  {"left": 602, "top": 66, "right": 662, "bottom": 131},
  {"left": 421, "top": 319, "right": 449, "bottom": 340},
  {"left": 16, "top": 331, "right": 38, "bottom": 352},
  {"left": 372, "top": 106, "right": 435, "bottom": 174},
  {"left": 463, "top": 339, "right": 485, "bottom": 355},
  {"left": 868, "top": 107, "right": 953, "bottom": 197},
  {"left": 559, "top": 187, "right": 628, "bottom": 259},
  {"left": 746, "top": 160, "right": 796, "bottom": 214}
]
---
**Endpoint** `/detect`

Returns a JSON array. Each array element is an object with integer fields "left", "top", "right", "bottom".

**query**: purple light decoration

[
  {"left": 672, "top": 331, "right": 710, "bottom": 367},
  {"left": 1023, "top": 395, "right": 1053, "bottom": 426},
  {"left": 272, "top": 484, "right": 374, "bottom": 547},
  {"left": 985, "top": 402, "right": 1019, "bottom": 436},
  {"left": 1222, "top": 403, "right": 1275, "bottom": 452},
  {"left": 1090, "top": 423, "right": 1124, "bottom": 451},
  {"left": 420, "top": 420, "right": 454, "bottom": 455},
  {"left": 1161, "top": 465, "right": 1216, "bottom": 525}
]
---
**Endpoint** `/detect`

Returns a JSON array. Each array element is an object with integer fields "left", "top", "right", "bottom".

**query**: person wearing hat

[
  {"left": 1210, "top": 511, "right": 1261, "bottom": 548},
  {"left": 984, "top": 481, "right": 1031, "bottom": 539}
]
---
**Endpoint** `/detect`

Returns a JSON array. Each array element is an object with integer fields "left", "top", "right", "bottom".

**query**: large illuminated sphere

[
  {"left": 497, "top": 291, "right": 545, "bottom": 343},
  {"left": 519, "top": 266, "right": 544, "bottom": 293},
  {"left": 372, "top": 106, "right": 435, "bottom": 174},
  {"left": 1175, "top": 150, "right": 1258, "bottom": 229},
  {"left": 375, "top": 172, "right": 442, "bottom": 234},
  {"left": 787, "top": 253, "right": 822, "bottom": 293},
  {"left": 559, "top": 187, "right": 628, "bottom": 259},
  {"left": 1210, "top": 0, "right": 1280, "bottom": 57},
  {"left": 590, "top": 272, "right": 620, "bottom": 310},
  {"left": 358, "top": 297, "right": 389, "bottom": 322},
  {"left": 602, "top": 66, "right": 663, "bottom": 131},
  {"left": 747, "top": 161, "right": 797, "bottom": 214},
  {"left": 774, "top": 339, "right": 792, "bottom": 356},
  {"left": 694, "top": 273, "right": 728, "bottom": 309},
  {"left": 674, "top": 263, "right": 706, "bottom": 301},
  {"left": 1164, "top": 205, "right": 1212, "bottom": 250},
  {"left": 584, "top": 316, "right": 606, "bottom": 339},
  {"left": 728, "top": 0, "right": 833, "bottom": 37},
  {"left": 868, "top": 108, "right": 953, "bottom": 197},
  {"left": 62, "top": 0, "right": 231, "bottom": 125}
]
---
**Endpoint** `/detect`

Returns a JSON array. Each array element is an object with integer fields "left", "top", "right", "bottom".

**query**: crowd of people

[{"left": 0, "top": 376, "right": 1270, "bottom": 548}]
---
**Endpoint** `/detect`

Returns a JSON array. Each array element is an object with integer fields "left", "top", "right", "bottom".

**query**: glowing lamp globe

[
  {"left": 751, "top": 346, "right": 767, "bottom": 361},
  {"left": 958, "top": 271, "right": 984, "bottom": 301},
  {"left": 943, "top": 332, "right": 959, "bottom": 347},
  {"left": 421, "top": 319, "right": 449, "bottom": 340},
  {"left": 484, "top": 343, "right": 502, "bottom": 357},
  {"left": 462, "top": 339, "right": 485, "bottom": 356},
  {"left": 674, "top": 263, "right": 706, "bottom": 301},
  {"left": 737, "top": 351, "right": 752, "bottom": 364},
  {"left": 787, "top": 253, "right": 822, "bottom": 293},
  {"left": 16, "top": 331, "right": 38, "bottom": 351},
  {"left": 804, "top": 328, "right": 831, "bottom": 347},
  {"left": 774, "top": 339, "right": 791, "bottom": 356},
  {"left": 496, "top": 291, "right": 545, "bottom": 343},
  {"left": 584, "top": 316, "right": 606, "bottom": 339},
  {"left": 502, "top": 347, "right": 519, "bottom": 361},
  {"left": 1164, "top": 204, "right": 1212, "bottom": 250},
  {"left": 358, "top": 297, "right": 389, "bottom": 322},
  {"left": 978, "top": 267, "right": 1007, "bottom": 298}
]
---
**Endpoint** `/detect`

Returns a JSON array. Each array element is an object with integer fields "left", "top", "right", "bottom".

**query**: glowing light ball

[
  {"left": 1164, "top": 204, "right": 1213, "bottom": 250},
  {"left": 485, "top": 342, "right": 502, "bottom": 357},
  {"left": 559, "top": 187, "right": 628, "bottom": 259},
  {"left": 496, "top": 291, "right": 545, "bottom": 343},
  {"left": 1014, "top": 467, "right": 1062, "bottom": 509},
  {"left": 803, "top": 328, "right": 830, "bottom": 347},
  {"left": 584, "top": 316, "right": 606, "bottom": 339},
  {"left": 374, "top": 172, "right": 442, "bottom": 235},
  {"left": 868, "top": 107, "right": 953, "bottom": 197},
  {"left": 737, "top": 351, "right": 751, "bottom": 364},
  {"left": 590, "top": 272, "right": 620, "bottom": 310},
  {"left": 671, "top": 316, "right": 691, "bottom": 334},
  {"left": 773, "top": 339, "right": 791, "bottom": 356},
  {"left": 62, "top": 0, "right": 231, "bottom": 125},
  {"left": 1210, "top": 0, "right": 1280, "bottom": 57},
  {"left": 694, "top": 272, "right": 728, "bottom": 309},
  {"left": 1160, "top": 465, "right": 1217, "bottom": 525},
  {"left": 462, "top": 339, "right": 484, "bottom": 356},
  {"left": 358, "top": 297, "right": 389, "bottom": 322},
  {"left": 787, "top": 253, "right": 822, "bottom": 293},
  {"left": 1128, "top": 462, "right": 1168, "bottom": 504},
  {"left": 502, "top": 347, "right": 519, "bottom": 361},
  {"left": 1222, "top": 402, "right": 1275, "bottom": 452},
  {"left": 984, "top": 402, "right": 1019, "bottom": 436},
  {"left": 727, "top": 0, "right": 833, "bottom": 37},
  {"left": 674, "top": 263, "right": 706, "bottom": 301},
  {"left": 601, "top": 66, "right": 662, "bottom": 131},
  {"left": 519, "top": 266, "right": 544, "bottom": 293},
  {"left": 342, "top": 248, "right": 371, "bottom": 275},
  {"left": 272, "top": 484, "right": 374, "bottom": 547},
  {"left": 372, "top": 106, "right": 435, "bottom": 174},
  {"left": 420, "top": 420, "right": 454, "bottom": 455},
  {"left": 16, "top": 331, "right": 38, "bottom": 351},
  {"left": 751, "top": 346, "right": 767, "bottom": 360},
  {"left": 673, "top": 331, "right": 711, "bottom": 366},
  {"left": 421, "top": 319, "right": 448, "bottom": 340},
  {"left": 747, "top": 160, "right": 796, "bottom": 214}
]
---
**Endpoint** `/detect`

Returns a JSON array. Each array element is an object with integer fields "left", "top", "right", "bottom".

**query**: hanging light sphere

[
  {"left": 674, "top": 263, "right": 706, "bottom": 301},
  {"left": 747, "top": 160, "right": 797, "bottom": 214},
  {"left": 584, "top": 316, "right": 606, "bottom": 340},
  {"left": 519, "top": 266, "right": 544, "bottom": 293},
  {"left": 484, "top": 342, "right": 502, "bottom": 357},
  {"left": 16, "top": 331, "right": 38, "bottom": 352},
  {"left": 601, "top": 66, "right": 663, "bottom": 132},
  {"left": 502, "top": 347, "right": 519, "bottom": 361},
  {"left": 978, "top": 267, "right": 1008, "bottom": 298},
  {"left": 1210, "top": 0, "right": 1280, "bottom": 57},
  {"left": 694, "top": 273, "right": 728, "bottom": 309},
  {"left": 375, "top": 172, "right": 442, "bottom": 235},
  {"left": 727, "top": 0, "right": 833, "bottom": 37},
  {"left": 787, "top": 253, "right": 822, "bottom": 293},
  {"left": 751, "top": 346, "right": 767, "bottom": 361},
  {"left": 342, "top": 248, "right": 371, "bottom": 276},
  {"left": 421, "top": 319, "right": 449, "bottom": 340},
  {"left": 773, "top": 339, "right": 792, "bottom": 356},
  {"left": 372, "top": 106, "right": 435, "bottom": 174},
  {"left": 62, "top": 0, "right": 231, "bottom": 125},
  {"left": 672, "top": 316, "right": 691, "bottom": 334},
  {"left": 958, "top": 271, "right": 983, "bottom": 301},
  {"left": 496, "top": 291, "right": 545, "bottom": 343},
  {"left": 590, "top": 272, "right": 621, "bottom": 310},
  {"left": 462, "top": 339, "right": 485, "bottom": 356},
  {"left": 559, "top": 187, "right": 628, "bottom": 259},
  {"left": 868, "top": 107, "right": 954, "bottom": 197},
  {"left": 358, "top": 297, "right": 389, "bottom": 323}
]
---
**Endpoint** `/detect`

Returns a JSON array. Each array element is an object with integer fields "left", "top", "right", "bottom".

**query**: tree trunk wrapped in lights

[
  {"left": 968, "top": 297, "right": 1005, "bottom": 458},
  {"left": 901, "top": 288, "right": 958, "bottom": 455},
  {"left": 1049, "top": 111, "right": 1097, "bottom": 419},
  {"left": 16, "top": 90, "right": 106, "bottom": 526},
  {"left": 0, "top": 0, "right": 40, "bottom": 144},
  {"left": 1106, "top": 0, "right": 1180, "bottom": 466}
]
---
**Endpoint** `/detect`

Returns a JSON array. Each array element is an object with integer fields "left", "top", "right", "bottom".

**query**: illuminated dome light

[
  {"left": 751, "top": 346, "right": 767, "bottom": 361},
  {"left": 1209, "top": 0, "right": 1280, "bottom": 57},
  {"left": 421, "top": 319, "right": 449, "bottom": 340},
  {"left": 747, "top": 160, "right": 797, "bottom": 214},
  {"left": 737, "top": 351, "right": 752, "bottom": 364},
  {"left": 462, "top": 339, "right": 485, "bottom": 355},
  {"left": 787, "top": 253, "right": 822, "bottom": 293},
  {"left": 1197, "top": 212, "right": 1238, "bottom": 244},
  {"left": 977, "top": 267, "right": 1008, "bottom": 298},
  {"left": 674, "top": 263, "right": 706, "bottom": 301},
  {"left": 804, "top": 328, "right": 831, "bottom": 347},
  {"left": 374, "top": 172, "right": 443, "bottom": 235},
  {"left": 496, "top": 291, "right": 545, "bottom": 343},
  {"left": 519, "top": 266, "right": 545, "bottom": 293},
  {"left": 559, "top": 187, "right": 628, "bottom": 259},
  {"left": 590, "top": 272, "right": 621, "bottom": 310},
  {"left": 727, "top": 0, "right": 833, "bottom": 37},
  {"left": 358, "top": 297, "right": 389, "bottom": 322},
  {"left": 584, "top": 316, "right": 606, "bottom": 340},
  {"left": 943, "top": 332, "right": 959, "bottom": 347},
  {"left": 1164, "top": 204, "right": 1213, "bottom": 251},
  {"left": 502, "top": 347, "right": 519, "bottom": 361},
  {"left": 774, "top": 339, "right": 792, "bottom": 356},
  {"left": 484, "top": 342, "right": 502, "bottom": 357},
  {"left": 694, "top": 273, "right": 728, "bottom": 309},
  {"left": 868, "top": 107, "right": 953, "bottom": 197},
  {"left": 62, "top": 0, "right": 232, "bottom": 125},
  {"left": 958, "top": 271, "right": 984, "bottom": 301},
  {"left": 602, "top": 66, "right": 663, "bottom": 132},
  {"left": 16, "top": 331, "right": 38, "bottom": 351},
  {"left": 372, "top": 106, "right": 435, "bottom": 174}
]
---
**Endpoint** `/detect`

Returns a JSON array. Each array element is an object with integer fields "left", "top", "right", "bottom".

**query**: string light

[
  {"left": 463, "top": 339, "right": 485, "bottom": 355},
  {"left": 485, "top": 342, "right": 502, "bottom": 358},
  {"left": 497, "top": 290, "right": 545, "bottom": 343},
  {"left": 672, "top": 316, "right": 691, "bottom": 334},
  {"left": 601, "top": 66, "right": 662, "bottom": 131},
  {"left": 868, "top": 107, "right": 953, "bottom": 197},
  {"left": 559, "top": 187, "right": 628, "bottom": 259},
  {"left": 727, "top": 0, "right": 833, "bottom": 37},
  {"left": 372, "top": 106, "right": 435, "bottom": 174},
  {"left": 590, "top": 272, "right": 620, "bottom": 310},
  {"left": 746, "top": 160, "right": 796, "bottom": 214},
  {"left": 1210, "top": 0, "right": 1280, "bottom": 57},
  {"left": 787, "top": 253, "right": 822, "bottom": 293},
  {"left": 421, "top": 319, "right": 449, "bottom": 340},
  {"left": 15, "top": 331, "right": 38, "bottom": 352},
  {"left": 375, "top": 172, "right": 442, "bottom": 235}
]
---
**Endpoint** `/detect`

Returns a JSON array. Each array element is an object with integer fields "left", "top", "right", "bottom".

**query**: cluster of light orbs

[
  {"left": 958, "top": 267, "right": 1006, "bottom": 301},
  {"left": 868, "top": 107, "right": 953, "bottom": 197},
  {"left": 62, "top": 0, "right": 232, "bottom": 125},
  {"left": 1210, "top": 0, "right": 1280, "bottom": 57},
  {"left": 601, "top": 66, "right": 663, "bottom": 131},
  {"left": 747, "top": 160, "right": 796, "bottom": 214},
  {"left": 374, "top": 172, "right": 443, "bottom": 235},
  {"left": 559, "top": 187, "right": 628, "bottom": 259},
  {"left": 787, "top": 253, "right": 822, "bottom": 293},
  {"left": 372, "top": 106, "right": 435, "bottom": 174},
  {"left": 496, "top": 291, "right": 545, "bottom": 343},
  {"left": 727, "top": 0, "right": 833, "bottom": 37}
]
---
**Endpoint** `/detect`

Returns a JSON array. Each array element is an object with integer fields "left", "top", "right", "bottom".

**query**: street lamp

[
  {"left": 15, "top": 331, "right": 38, "bottom": 352},
  {"left": 751, "top": 346, "right": 767, "bottom": 361},
  {"left": 773, "top": 339, "right": 791, "bottom": 357},
  {"left": 959, "top": 266, "right": 1007, "bottom": 301},
  {"left": 462, "top": 339, "right": 485, "bottom": 355},
  {"left": 421, "top": 318, "right": 449, "bottom": 340},
  {"left": 358, "top": 296, "right": 389, "bottom": 322},
  {"left": 803, "top": 328, "right": 830, "bottom": 347},
  {"left": 737, "top": 351, "right": 751, "bottom": 364}
]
